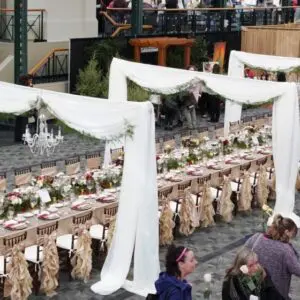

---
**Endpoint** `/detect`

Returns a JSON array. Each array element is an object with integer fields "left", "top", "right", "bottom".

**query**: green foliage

[
  {"left": 76, "top": 54, "right": 108, "bottom": 98},
  {"left": 166, "top": 36, "right": 208, "bottom": 70},
  {"left": 191, "top": 36, "right": 209, "bottom": 71},
  {"left": 166, "top": 158, "right": 179, "bottom": 171},
  {"left": 86, "top": 39, "right": 128, "bottom": 74},
  {"left": 166, "top": 46, "right": 184, "bottom": 68},
  {"left": 127, "top": 80, "right": 149, "bottom": 102}
]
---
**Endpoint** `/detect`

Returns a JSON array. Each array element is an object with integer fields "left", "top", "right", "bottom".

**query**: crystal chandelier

[{"left": 22, "top": 114, "right": 63, "bottom": 156}]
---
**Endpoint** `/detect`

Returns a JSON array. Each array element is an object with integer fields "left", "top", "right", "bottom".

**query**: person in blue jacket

[{"left": 155, "top": 245, "right": 197, "bottom": 300}]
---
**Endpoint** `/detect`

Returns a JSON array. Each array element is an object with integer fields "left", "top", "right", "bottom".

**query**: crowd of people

[
  {"left": 157, "top": 69, "right": 288, "bottom": 131},
  {"left": 149, "top": 214, "right": 300, "bottom": 300},
  {"left": 158, "top": 64, "right": 222, "bottom": 131}
]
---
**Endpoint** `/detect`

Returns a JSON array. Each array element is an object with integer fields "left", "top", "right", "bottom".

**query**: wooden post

[
  {"left": 184, "top": 46, "right": 191, "bottom": 69},
  {"left": 158, "top": 47, "right": 167, "bottom": 66},
  {"left": 133, "top": 46, "right": 141, "bottom": 62}
]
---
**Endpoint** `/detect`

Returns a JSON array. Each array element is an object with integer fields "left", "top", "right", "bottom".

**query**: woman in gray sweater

[{"left": 245, "top": 214, "right": 300, "bottom": 300}]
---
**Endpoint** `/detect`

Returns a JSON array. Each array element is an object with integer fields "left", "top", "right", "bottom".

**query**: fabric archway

[
  {"left": 0, "top": 81, "right": 159, "bottom": 297},
  {"left": 224, "top": 50, "right": 300, "bottom": 136}
]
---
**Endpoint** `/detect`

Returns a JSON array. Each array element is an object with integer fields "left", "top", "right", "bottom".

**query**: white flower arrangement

[
  {"left": 203, "top": 273, "right": 212, "bottom": 283},
  {"left": 9, "top": 195, "right": 22, "bottom": 206},
  {"left": 240, "top": 265, "right": 249, "bottom": 274}
]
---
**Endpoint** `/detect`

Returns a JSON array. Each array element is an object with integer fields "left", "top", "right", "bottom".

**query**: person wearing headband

[{"left": 154, "top": 245, "right": 197, "bottom": 299}]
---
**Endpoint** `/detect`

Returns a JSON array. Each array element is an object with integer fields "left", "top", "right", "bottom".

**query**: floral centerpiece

[
  {"left": 93, "top": 166, "right": 122, "bottom": 189},
  {"left": 71, "top": 172, "right": 96, "bottom": 195},
  {"left": 182, "top": 138, "right": 199, "bottom": 149},
  {"left": 219, "top": 137, "right": 232, "bottom": 155},
  {"left": 32, "top": 175, "right": 62, "bottom": 203},
  {"left": 2, "top": 191, "right": 30, "bottom": 216},
  {"left": 31, "top": 175, "right": 54, "bottom": 188},
  {"left": 186, "top": 151, "right": 198, "bottom": 165}
]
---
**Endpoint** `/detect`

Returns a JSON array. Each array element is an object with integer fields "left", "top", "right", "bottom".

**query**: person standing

[
  {"left": 245, "top": 214, "right": 300, "bottom": 299},
  {"left": 153, "top": 245, "right": 197, "bottom": 300},
  {"left": 182, "top": 65, "right": 199, "bottom": 130},
  {"left": 222, "top": 247, "right": 284, "bottom": 300}
]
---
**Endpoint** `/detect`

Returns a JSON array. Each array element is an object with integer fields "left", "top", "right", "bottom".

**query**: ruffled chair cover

[
  {"left": 71, "top": 226, "right": 92, "bottom": 283},
  {"left": 199, "top": 182, "right": 215, "bottom": 227},
  {"left": 159, "top": 200, "right": 175, "bottom": 245},
  {"left": 238, "top": 171, "right": 252, "bottom": 211},
  {"left": 179, "top": 188, "right": 199, "bottom": 236},
  {"left": 219, "top": 177, "right": 234, "bottom": 223},
  {"left": 8, "top": 245, "right": 32, "bottom": 300},
  {"left": 41, "top": 233, "right": 59, "bottom": 297},
  {"left": 170, "top": 185, "right": 178, "bottom": 200},
  {"left": 256, "top": 165, "right": 269, "bottom": 207},
  {"left": 106, "top": 215, "right": 117, "bottom": 249},
  {"left": 269, "top": 173, "right": 276, "bottom": 200},
  {"left": 190, "top": 179, "right": 199, "bottom": 195}
]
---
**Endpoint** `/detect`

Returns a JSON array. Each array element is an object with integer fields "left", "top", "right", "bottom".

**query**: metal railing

[
  {"left": 0, "top": 8, "right": 45, "bottom": 41},
  {"left": 99, "top": 6, "right": 297, "bottom": 36},
  {"left": 28, "top": 48, "right": 69, "bottom": 84}
]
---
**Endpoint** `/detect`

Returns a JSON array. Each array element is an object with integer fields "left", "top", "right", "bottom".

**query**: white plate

[
  {"left": 48, "top": 207, "right": 58, "bottom": 213},
  {"left": 23, "top": 212, "right": 34, "bottom": 218}
]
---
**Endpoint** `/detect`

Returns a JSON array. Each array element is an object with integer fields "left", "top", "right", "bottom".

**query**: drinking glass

[
  {"left": 31, "top": 197, "right": 38, "bottom": 209},
  {"left": 86, "top": 179, "right": 94, "bottom": 197},
  {"left": 7, "top": 208, "right": 14, "bottom": 220}
]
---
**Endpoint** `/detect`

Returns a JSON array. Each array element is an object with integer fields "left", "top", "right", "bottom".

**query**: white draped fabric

[
  {"left": 105, "top": 58, "right": 300, "bottom": 231},
  {"left": 224, "top": 51, "right": 300, "bottom": 136},
  {"left": 0, "top": 81, "right": 159, "bottom": 296}
]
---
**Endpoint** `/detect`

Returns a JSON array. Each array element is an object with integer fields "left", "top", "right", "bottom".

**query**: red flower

[
  {"left": 85, "top": 172, "right": 94, "bottom": 180},
  {"left": 156, "top": 155, "right": 160, "bottom": 161},
  {"left": 223, "top": 140, "right": 229, "bottom": 146}
]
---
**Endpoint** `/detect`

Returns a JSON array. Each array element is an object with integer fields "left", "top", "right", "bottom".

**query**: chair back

[
  {"left": 240, "top": 162, "right": 251, "bottom": 172},
  {"left": 41, "top": 161, "right": 57, "bottom": 176},
  {"left": 197, "top": 174, "right": 211, "bottom": 186},
  {"left": 110, "top": 147, "right": 124, "bottom": 162},
  {"left": 3, "top": 232, "right": 27, "bottom": 274},
  {"left": 215, "top": 124, "right": 224, "bottom": 137},
  {"left": 229, "top": 121, "right": 240, "bottom": 133},
  {"left": 218, "top": 169, "right": 232, "bottom": 184},
  {"left": 256, "top": 157, "right": 268, "bottom": 166},
  {"left": 103, "top": 204, "right": 118, "bottom": 225},
  {"left": 73, "top": 211, "right": 93, "bottom": 226},
  {"left": 65, "top": 157, "right": 81, "bottom": 175},
  {"left": 37, "top": 221, "right": 58, "bottom": 237},
  {"left": 3, "top": 231, "right": 27, "bottom": 249},
  {"left": 36, "top": 222, "right": 58, "bottom": 262},
  {"left": 15, "top": 167, "right": 32, "bottom": 187},
  {"left": 86, "top": 152, "right": 101, "bottom": 170},
  {"left": 158, "top": 186, "right": 173, "bottom": 205},
  {"left": 177, "top": 181, "right": 191, "bottom": 198}
]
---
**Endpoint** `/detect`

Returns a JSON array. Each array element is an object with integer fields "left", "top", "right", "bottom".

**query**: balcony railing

[
  {"left": 28, "top": 48, "right": 69, "bottom": 84},
  {"left": 0, "top": 8, "right": 45, "bottom": 41},
  {"left": 98, "top": 6, "right": 297, "bottom": 37}
]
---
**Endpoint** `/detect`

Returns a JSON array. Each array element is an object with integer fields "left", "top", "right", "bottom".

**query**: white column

[{"left": 27, "top": 0, "right": 98, "bottom": 42}]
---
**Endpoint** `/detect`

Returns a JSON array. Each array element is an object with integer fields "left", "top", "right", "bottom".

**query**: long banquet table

[{"left": 0, "top": 150, "right": 273, "bottom": 253}]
